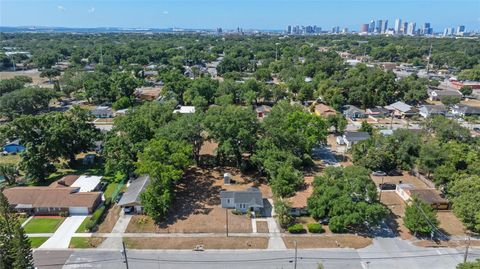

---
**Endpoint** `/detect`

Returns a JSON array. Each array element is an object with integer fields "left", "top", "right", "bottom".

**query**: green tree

[
  {"left": 359, "top": 121, "right": 374, "bottom": 135},
  {"left": 459, "top": 86, "right": 473, "bottom": 96},
  {"left": 0, "top": 164, "right": 19, "bottom": 185},
  {"left": 457, "top": 259, "right": 480, "bottom": 269},
  {"left": 441, "top": 96, "right": 462, "bottom": 106},
  {"left": 136, "top": 139, "right": 192, "bottom": 221},
  {"left": 39, "top": 69, "right": 61, "bottom": 83},
  {"left": 450, "top": 175, "right": 480, "bottom": 233},
  {"left": 270, "top": 165, "right": 303, "bottom": 197},
  {"left": 0, "top": 87, "right": 58, "bottom": 119},
  {"left": 274, "top": 198, "right": 293, "bottom": 228},
  {"left": 403, "top": 196, "right": 439, "bottom": 235},
  {"left": 203, "top": 105, "right": 258, "bottom": 167},
  {"left": 0, "top": 191, "right": 34, "bottom": 269}
]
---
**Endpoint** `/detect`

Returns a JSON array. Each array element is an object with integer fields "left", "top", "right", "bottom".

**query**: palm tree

[{"left": 0, "top": 164, "right": 19, "bottom": 185}]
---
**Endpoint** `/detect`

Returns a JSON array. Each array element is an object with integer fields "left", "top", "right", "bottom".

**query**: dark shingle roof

[
  {"left": 344, "top": 131, "right": 370, "bottom": 142},
  {"left": 220, "top": 187, "right": 263, "bottom": 207}
]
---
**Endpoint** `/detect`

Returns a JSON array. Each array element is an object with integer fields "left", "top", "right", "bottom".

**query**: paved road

[
  {"left": 39, "top": 216, "right": 87, "bottom": 249},
  {"left": 33, "top": 238, "right": 480, "bottom": 269}
]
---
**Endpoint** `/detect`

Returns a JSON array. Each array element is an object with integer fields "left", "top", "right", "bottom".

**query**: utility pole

[
  {"left": 293, "top": 240, "right": 298, "bottom": 269},
  {"left": 379, "top": 175, "right": 385, "bottom": 201},
  {"left": 225, "top": 208, "right": 229, "bottom": 237},
  {"left": 426, "top": 44, "right": 432, "bottom": 73},
  {"left": 464, "top": 237, "right": 471, "bottom": 263},
  {"left": 122, "top": 241, "right": 130, "bottom": 269}
]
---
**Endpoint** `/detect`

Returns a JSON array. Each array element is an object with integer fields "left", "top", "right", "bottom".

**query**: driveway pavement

[
  {"left": 38, "top": 216, "right": 87, "bottom": 249},
  {"left": 98, "top": 212, "right": 132, "bottom": 249}
]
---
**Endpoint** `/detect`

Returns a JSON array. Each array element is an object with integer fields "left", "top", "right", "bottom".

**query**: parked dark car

[
  {"left": 379, "top": 183, "right": 396, "bottom": 190},
  {"left": 319, "top": 217, "right": 330, "bottom": 225},
  {"left": 387, "top": 170, "right": 403, "bottom": 176},
  {"left": 474, "top": 127, "right": 480, "bottom": 133}
]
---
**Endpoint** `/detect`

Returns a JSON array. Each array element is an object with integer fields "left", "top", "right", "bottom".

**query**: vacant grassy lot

[
  {"left": 283, "top": 235, "right": 372, "bottom": 249},
  {"left": 103, "top": 182, "right": 119, "bottom": 200},
  {"left": 23, "top": 217, "right": 64, "bottom": 233},
  {"left": 69, "top": 237, "right": 105, "bottom": 248},
  {"left": 126, "top": 167, "right": 262, "bottom": 234},
  {"left": 124, "top": 237, "right": 268, "bottom": 249},
  {"left": 29, "top": 237, "right": 49, "bottom": 248}
]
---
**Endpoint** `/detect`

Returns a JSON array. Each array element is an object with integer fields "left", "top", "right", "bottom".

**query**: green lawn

[
  {"left": 104, "top": 182, "right": 119, "bottom": 200},
  {"left": 76, "top": 216, "right": 92, "bottom": 233},
  {"left": 0, "top": 154, "right": 21, "bottom": 165},
  {"left": 29, "top": 237, "right": 49, "bottom": 248},
  {"left": 23, "top": 217, "right": 65, "bottom": 233}
]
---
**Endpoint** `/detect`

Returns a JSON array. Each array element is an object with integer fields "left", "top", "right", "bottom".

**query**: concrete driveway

[{"left": 39, "top": 215, "right": 87, "bottom": 249}]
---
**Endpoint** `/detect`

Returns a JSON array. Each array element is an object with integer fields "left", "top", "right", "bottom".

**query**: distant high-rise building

[
  {"left": 456, "top": 25, "right": 466, "bottom": 35},
  {"left": 286, "top": 25, "right": 292, "bottom": 34},
  {"left": 376, "top": 19, "right": 383, "bottom": 33},
  {"left": 394, "top": 18, "right": 402, "bottom": 34},
  {"left": 360, "top": 24, "right": 369, "bottom": 33},
  {"left": 422, "top": 22, "right": 432, "bottom": 35},
  {"left": 342, "top": 27, "right": 348, "bottom": 34},
  {"left": 216, "top": 27, "right": 223, "bottom": 34},
  {"left": 407, "top": 22, "right": 416, "bottom": 35},
  {"left": 331, "top": 26, "right": 340, "bottom": 34},
  {"left": 402, "top": 21, "right": 409, "bottom": 34},
  {"left": 381, "top": 20, "right": 388, "bottom": 34},
  {"left": 369, "top": 20, "right": 375, "bottom": 33},
  {"left": 314, "top": 26, "right": 322, "bottom": 33}
]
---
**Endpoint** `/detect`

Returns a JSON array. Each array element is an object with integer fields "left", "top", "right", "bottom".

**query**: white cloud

[
  {"left": 88, "top": 7, "right": 95, "bottom": 13},
  {"left": 163, "top": 10, "right": 169, "bottom": 15},
  {"left": 57, "top": 5, "right": 65, "bottom": 11}
]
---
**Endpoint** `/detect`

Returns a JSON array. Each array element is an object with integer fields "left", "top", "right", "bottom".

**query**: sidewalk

[
  {"left": 266, "top": 198, "right": 286, "bottom": 250},
  {"left": 98, "top": 211, "right": 132, "bottom": 249}
]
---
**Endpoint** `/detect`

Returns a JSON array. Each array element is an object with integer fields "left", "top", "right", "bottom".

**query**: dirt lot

[
  {"left": 413, "top": 239, "right": 480, "bottom": 248},
  {"left": 256, "top": 221, "right": 269, "bottom": 233},
  {"left": 283, "top": 235, "right": 372, "bottom": 249},
  {"left": 96, "top": 205, "right": 121, "bottom": 233},
  {"left": 0, "top": 70, "right": 53, "bottom": 88},
  {"left": 437, "top": 211, "right": 467, "bottom": 237},
  {"left": 126, "top": 166, "right": 270, "bottom": 233},
  {"left": 123, "top": 237, "right": 268, "bottom": 249},
  {"left": 371, "top": 172, "right": 429, "bottom": 189},
  {"left": 380, "top": 192, "right": 413, "bottom": 240}
]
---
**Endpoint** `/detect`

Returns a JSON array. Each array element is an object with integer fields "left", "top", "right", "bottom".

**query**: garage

[{"left": 69, "top": 207, "right": 89, "bottom": 215}]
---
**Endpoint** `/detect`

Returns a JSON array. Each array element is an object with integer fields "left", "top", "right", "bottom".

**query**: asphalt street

[{"left": 33, "top": 238, "right": 480, "bottom": 269}]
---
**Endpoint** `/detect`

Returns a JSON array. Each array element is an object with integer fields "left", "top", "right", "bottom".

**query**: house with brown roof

[
  {"left": 287, "top": 176, "right": 314, "bottom": 216},
  {"left": 396, "top": 184, "right": 449, "bottom": 210},
  {"left": 3, "top": 174, "right": 103, "bottom": 215},
  {"left": 314, "top": 104, "right": 337, "bottom": 117},
  {"left": 135, "top": 86, "right": 163, "bottom": 101},
  {"left": 3, "top": 187, "right": 102, "bottom": 215}
]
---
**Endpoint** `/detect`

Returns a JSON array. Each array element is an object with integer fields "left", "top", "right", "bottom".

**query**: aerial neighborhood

[{"left": 0, "top": 29, "right": 479, "bottom": 268}]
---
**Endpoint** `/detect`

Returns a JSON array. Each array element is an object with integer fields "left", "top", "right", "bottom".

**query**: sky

[{"left": 1, "top": 0, "right": 479, "bottom": 31}]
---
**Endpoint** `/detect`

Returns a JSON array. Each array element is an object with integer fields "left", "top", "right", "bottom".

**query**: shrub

[
  {"left": 232, "top": 210, "right": 243, "bottom": 215},
  {"left": 85, "top": 220, "right": 96, "bottom": 232},
  {"left": 288, "top": 224, "right": 306, "bottom": 234},
  {"left": 59, "top": 211, "right": 69, "bottom": 218},
  {"left": 307, "top": 223, "right": 325, "bottom": 233}
]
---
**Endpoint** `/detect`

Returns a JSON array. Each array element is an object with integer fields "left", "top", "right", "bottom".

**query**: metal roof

[{"left": 118, "top": 175, "right": 150, "bottom": 206}]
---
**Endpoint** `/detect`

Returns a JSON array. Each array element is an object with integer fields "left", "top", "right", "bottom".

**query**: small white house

[
  {"left": 220, "top": 188, "right": 264, "bottom": 213},
  {"left": 173, "top": 106, "right": 196, "bottom": 114}
]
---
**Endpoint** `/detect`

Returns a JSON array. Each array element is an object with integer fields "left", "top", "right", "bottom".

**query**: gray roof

[
  {"left": 431, "top": 89, "right": 462, "bottom": 97},
  {"left": 385, "top": 101, "right": 412, "bottom": 113},
  {"left": 118, "top": 175, "right": 150, "bottom": 206},
  {"left": 420, "top": 104, "right": 447, "bottom": 114},
  {"left": 454, "top": 105, "right": 480, "bottom": 115},
  {"left": 343, "top": 105, "right": 364, "bottom": 114},
  {"left": 344, "top": 131, "right": 370, "bottom": 142},
  {"left": 220, "top": 187, "right": 263, "bottom": 207},
  {"left": 91, "top": 106, "right": 113, "bottom": 116}
]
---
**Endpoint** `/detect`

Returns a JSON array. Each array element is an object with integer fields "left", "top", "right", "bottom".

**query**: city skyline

[{"left": 1, "top": 0, "right": 479, "bottom": 31}]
